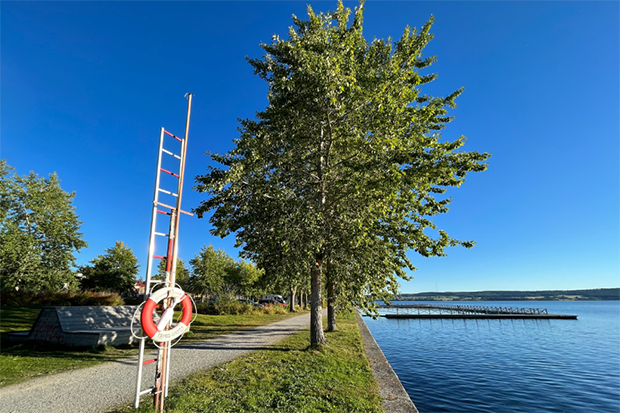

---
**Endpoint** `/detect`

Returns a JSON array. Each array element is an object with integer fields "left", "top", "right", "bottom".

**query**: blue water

[{"left": 364, "top": 301, "right": 620, "bottom": 413}]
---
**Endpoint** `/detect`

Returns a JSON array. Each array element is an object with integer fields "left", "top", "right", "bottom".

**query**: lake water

[{"left": 364, "top": 301, "right": 620, "bottom": 413}]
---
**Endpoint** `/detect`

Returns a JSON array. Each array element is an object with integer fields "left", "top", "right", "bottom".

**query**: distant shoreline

[{"left": 396, "top": 288, "right": 620, "bottom": 301}]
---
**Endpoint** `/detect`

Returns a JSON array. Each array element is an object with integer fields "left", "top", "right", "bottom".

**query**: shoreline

[{"left": 356, "top": 310, "right": 418, "bottom": 413}]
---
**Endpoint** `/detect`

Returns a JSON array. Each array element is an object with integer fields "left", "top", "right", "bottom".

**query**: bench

[{"left": 9, "top": 305, "right": 139, "bottom": 347}]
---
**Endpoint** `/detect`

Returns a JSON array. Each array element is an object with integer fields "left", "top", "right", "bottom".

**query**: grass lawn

[
  {"left": 109, "top": 312, "right": 384, "bottom": 413},
  {"left": 0, "top": 305, "right": 304, "bottom": 388}
]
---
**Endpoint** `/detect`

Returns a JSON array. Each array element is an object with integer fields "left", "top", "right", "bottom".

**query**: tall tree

[
  {"left": 223, "top": 259, "right": 263, "bottom": 298},
  {"left": 188, "top": 244, "right": 232, "bottom": 299},
  {"left": 0, "top": 160, "right": 88, "bottom": 293},
  {"left": 154, "top": 257, "right": 190, "bottom": 290},
  {"left": 195, "top": 1, "right": 489, "bottom": 346},
  {"left": 80, "top": 241, "right": 139, "bottom": 294}
]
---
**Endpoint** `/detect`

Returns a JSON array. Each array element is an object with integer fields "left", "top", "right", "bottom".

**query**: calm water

[{"left": 364, "top": 301, "right": 620, "bottom": 413}]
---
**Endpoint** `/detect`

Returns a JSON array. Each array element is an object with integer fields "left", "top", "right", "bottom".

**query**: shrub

[
  {"left": 194, "top": 301, "right": 218, "bottom": 315},
  {"left": 261, "top": 304, "right": 288, "bottom": 315},
  {"left": 194, "top": 300, "right": 263, "bottom": 316},
  {"left": 0, "top": 290, "right": 124, "bottom": 306}
]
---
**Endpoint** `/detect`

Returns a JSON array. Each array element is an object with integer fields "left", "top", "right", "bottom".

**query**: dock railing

[{"left": 377, "top": 304, "right": 550, "bottom": 316}]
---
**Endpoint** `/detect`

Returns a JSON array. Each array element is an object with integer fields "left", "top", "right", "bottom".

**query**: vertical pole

[
  {"left": 170, "top": 93, "right": 193, "bottom": 286},
  {"left": 164, "top": 93, "right": 193, "bottom": 399}
]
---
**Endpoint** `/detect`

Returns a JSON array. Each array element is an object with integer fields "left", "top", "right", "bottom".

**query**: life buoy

[{"left": 141, "top": 287, "right": 192, "bottom": 342}]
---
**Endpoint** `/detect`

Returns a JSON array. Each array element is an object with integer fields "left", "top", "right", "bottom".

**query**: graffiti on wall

[{"left": 33, "top": 320, "right": 67, "bottom": 345}]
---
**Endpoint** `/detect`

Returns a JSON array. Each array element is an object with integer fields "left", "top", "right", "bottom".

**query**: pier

[{"left": 375, "top": 304, "right": 577, "bottom": 319}]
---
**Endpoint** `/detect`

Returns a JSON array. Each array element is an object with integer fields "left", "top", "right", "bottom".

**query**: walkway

[{"left": 0, "top": 312, "right": 311, "bottom": 413}]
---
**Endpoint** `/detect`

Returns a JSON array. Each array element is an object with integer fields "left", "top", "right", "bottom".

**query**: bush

[
  {"left": 261, "top": 304, "right": 288, "bottom": 315},
  {"left": 122, "top": 296, "right": 144, "bottom": 305},
  {"left": 0, "top": 290, "right": 125, "bottom": 306},
  {"left": 193, "top": 300, "right": 264, "bottom": 316},
  {"left": 194, "top": 301, "right": 218, "bottom": 315}
]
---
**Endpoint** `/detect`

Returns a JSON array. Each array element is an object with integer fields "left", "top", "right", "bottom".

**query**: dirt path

[{"left": 0, "top": 312, "right": 311, "bottom": 413}]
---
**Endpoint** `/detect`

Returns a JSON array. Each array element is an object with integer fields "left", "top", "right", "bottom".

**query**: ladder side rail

[
  {"left": 146, "top": 127, "right": 166, "bottom": 295},
  {"left": 135, "top": 126, "right": 166, "bottom": 408},
  {"left": 134, "top": 338, "right": 146, "bottom": 408},
  {"left": 156, "top": 209, "right": 177, "bottom": 410}
]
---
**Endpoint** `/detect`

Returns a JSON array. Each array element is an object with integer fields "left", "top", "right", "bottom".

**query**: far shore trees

[
  {"left": 195, "top": 1, "right": 489, "bottom": 346},
  {"left": 0, "top": 159, "right": 88, "bottom": 293}
]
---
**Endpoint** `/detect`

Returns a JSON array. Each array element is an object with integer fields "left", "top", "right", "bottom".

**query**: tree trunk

[
  {"left": 310, "top": 253, "right": 327, "bottom": 346},
  {"left": 289, "top": 286, "right": 296, "bottom": 312},
  {"left": 327, "top": 271, "right": 337, "bottom": 332}
]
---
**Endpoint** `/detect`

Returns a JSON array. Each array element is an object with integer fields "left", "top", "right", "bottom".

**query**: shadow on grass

[{"left": 1, "top": 340, "right": 142, "bottom": 363}]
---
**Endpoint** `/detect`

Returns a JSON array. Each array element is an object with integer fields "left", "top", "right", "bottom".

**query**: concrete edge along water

[{"left": 355, "top": 310, "right": 419, "bottom": 413}]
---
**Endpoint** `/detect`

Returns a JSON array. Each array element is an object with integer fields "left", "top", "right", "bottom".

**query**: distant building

[{"left": 134, "top": 281, "right": 145, "bottom": 295}]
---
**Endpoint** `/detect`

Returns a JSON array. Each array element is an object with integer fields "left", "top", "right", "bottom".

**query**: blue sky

[{"left": 2, "top": 1, "right": 618, "bottom": 293}]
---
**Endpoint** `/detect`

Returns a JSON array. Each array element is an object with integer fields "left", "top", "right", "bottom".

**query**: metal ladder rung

[
  {"left": 160, "top": 168, "right": 180, "bottom": 178},
  {"left": 154, "top": 232, "right": 168, "bottom": 237},
  {"left": 164, "top": 130, "right": 183, "bottom": 141},
  {"left": 158, "top": 188, "right": 178, "bottom": 197},
  {"left": 156, "top": 201, "right": 177, "bottom": 211},
  {"left": 139, "top": 387, "right": 156, "bottom": 396},
  {"left": 162, "top": 148, "right": 181, "bottom": 160},
  {"left": 155, "top": 201, "right": 192, "bottom": 216}
]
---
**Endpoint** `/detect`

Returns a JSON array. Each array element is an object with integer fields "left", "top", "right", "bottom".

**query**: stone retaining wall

[{"left": 356, "top": 311, "right": 419, "bottom": 413}]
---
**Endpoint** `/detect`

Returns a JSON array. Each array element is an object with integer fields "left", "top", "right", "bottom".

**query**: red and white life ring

[{"left": 141, "top": 287, "right": 192, "bottom": 342}]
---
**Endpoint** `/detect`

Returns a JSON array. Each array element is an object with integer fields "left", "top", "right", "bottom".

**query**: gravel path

[{"left": 0, "top": 312, "right": 311, "bottom": 413}]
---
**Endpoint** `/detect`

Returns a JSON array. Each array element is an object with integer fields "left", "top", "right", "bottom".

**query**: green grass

[
  {"left": 110, "top": 312, "right": 384, "bottom": 413},
  {"left": 180, "top": 312, "right": 303, "bottom": 343},
  {"left": 0, "top": 305, "right": 304, "bottom": 388}
]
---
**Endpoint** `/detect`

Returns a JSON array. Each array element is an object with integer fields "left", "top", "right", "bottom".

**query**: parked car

[
  {"left": 260, "top": 295, "right": 287, "bottom": 305},
  {"left": 237, "top": 298, "right": 263, "bottom": 308},
  {"left": 258, "top": 298, "right": 287, "bottom": 307}
]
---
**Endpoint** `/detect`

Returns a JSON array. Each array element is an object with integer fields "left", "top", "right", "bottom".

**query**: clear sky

[{"left": 3, "top": 1, "right": 618, "bottom": 293}]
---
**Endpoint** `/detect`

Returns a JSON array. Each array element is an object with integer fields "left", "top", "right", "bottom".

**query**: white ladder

[{"left": 135, "top": 94, "right": 193, "bottom": 411}]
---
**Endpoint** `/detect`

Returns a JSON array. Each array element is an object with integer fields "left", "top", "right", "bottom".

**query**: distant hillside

[{"left": 397, "top": 288, "right": 620, "bottom": 301}]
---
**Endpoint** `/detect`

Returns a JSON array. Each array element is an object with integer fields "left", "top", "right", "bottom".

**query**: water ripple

[{"left": 365, "top": 301, "right": 620, "bottom": 413}]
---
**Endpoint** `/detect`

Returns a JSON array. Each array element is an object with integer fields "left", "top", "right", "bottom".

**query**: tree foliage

[
  {"left": 195, "top": 1, "right": 489, "bottom": 345},
  {"left": 155, "top": 257, "right": 190, "bottom": 291},
  {"left": 80, "top": 241, "right": 139, "bottom": 295},
  {"left": 224, "top": 259, "right": 263, "bottom": 298},
  {"left": 188, "top": 244, "right": 231, "bottom": 298},
  {"left": 0, "top": 160, "right": 88, "bottom": 293}
]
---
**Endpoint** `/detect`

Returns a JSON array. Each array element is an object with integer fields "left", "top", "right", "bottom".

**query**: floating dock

[{"left": 375, "top": 304, "right": 577, "bottom": 320}]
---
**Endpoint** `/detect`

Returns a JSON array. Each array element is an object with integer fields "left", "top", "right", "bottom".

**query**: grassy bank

[
  {"left": 110, "top": 312, "right": 383, "bottom": 413},
  {"left": 0, "top": 305, "right": 303, "bottom": 387}
]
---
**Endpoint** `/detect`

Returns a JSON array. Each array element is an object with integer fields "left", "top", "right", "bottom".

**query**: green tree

[
  {"left": 195, "top": 1, "right": 489, "bottom": 345},
  {"left": 80, "top": 241, "right": 139, "bottom": 295},
  {"left": 154, "top": 257, "right": 190, "bottom": 290},
  {"left": 223, "top": 259, "right": 263, "bottom": 298},
  {"left": 0, "top": 160, "right": 88, "bottom": 293},
  {"left": 188, "top": 244, "right": 232, "bottom": 299}
]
